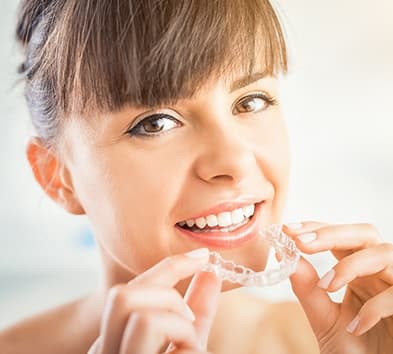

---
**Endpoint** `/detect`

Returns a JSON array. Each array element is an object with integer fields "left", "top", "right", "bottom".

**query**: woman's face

[{"left": 61, "top": 74, "right": 291, "bottom": 290}]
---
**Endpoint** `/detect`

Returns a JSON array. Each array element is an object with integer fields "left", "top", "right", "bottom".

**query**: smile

[
  {"left": 178, "top": 203, "right": 255, "bottom": 231},
  {"left": 175, "top": 201, "right": 265, "bottom": 249}
]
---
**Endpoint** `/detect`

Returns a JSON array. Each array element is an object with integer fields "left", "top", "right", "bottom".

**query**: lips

[
  {"left": 179, "top": 198, "right": 261, "bottom": 221},
  {"left": 174, "top": 201, "right": 265, "bottom": 249}
]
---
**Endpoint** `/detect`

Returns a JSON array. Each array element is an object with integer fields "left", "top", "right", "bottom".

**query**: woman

[{"left": 1, "top": 0, "right": 393, "bottom": 353}]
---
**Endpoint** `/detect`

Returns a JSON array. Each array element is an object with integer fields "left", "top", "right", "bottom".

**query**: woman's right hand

[{"left": 87, "top": 248, "right": 222, "bottom": 354}]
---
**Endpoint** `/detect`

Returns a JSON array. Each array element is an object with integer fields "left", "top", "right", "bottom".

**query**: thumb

[
  {"left": 290, "top": 256, "right": 339, "bottom": 337},
  {"left": 184, "top": 271, "right": 222, "bottom": 349}
]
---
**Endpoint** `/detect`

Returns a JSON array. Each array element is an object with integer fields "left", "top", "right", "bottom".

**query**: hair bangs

[{"left": 42, "top": 0, "right": 288, "bottom": 117}]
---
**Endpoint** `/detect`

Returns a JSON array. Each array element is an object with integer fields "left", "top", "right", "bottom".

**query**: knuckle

[
  {"left": 107, "top": 284, "right": 128, "bottom": 308},
  {"left": 378, "top": 242, "right": 393, "bottom": 255},
  {"left": 359, "top": 299, "right": 380, "bottom": 321},
  {"left": 130, "top": 311, "right": 155, "bottom": 331},
  {"left": 163, "top": 255, "right": 181, "bottom": 274},
  {"left": 335, "top": 258, "right": 351, "bottom": 275},
  {"left": 363, "top": 223, "right": 380, "bottom": 236}
]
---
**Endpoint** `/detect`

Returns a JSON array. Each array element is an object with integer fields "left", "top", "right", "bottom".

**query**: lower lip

[{"left": 174, "top": 202, "right": 264, "bottom": 249}]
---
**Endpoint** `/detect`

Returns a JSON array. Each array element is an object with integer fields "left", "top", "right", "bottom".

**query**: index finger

[
  {"left": 129, "top": 248, "right": 210, "bottom": 288},
  {"left": 165, "top": 271, "right": 222, "bottom": 353},
  {"left": 285, "top": 222, "right": 382, "bottom": 260},
  {"left": 184, "top": 271, "right": 222, "bottom": 349}
]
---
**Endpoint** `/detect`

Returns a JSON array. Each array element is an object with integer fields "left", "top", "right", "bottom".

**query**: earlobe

[{"left": 26, "top": 137, "right": 85, "bottom": 215}]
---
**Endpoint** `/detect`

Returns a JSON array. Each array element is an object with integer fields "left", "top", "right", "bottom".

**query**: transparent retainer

[{"left": 201, "top": 224, "right": 300, "bottom": 287}]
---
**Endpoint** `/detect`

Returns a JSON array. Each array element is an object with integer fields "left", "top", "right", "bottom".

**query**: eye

[
  {"left": 232, "top": 92, "right": 277, "bottom": 115},
  {"left": 126, "top": 113, "right": 181, "bottom": 138}
]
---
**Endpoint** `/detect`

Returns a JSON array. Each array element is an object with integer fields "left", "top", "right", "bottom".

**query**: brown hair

[{"left": 16, "top": 0, "right": 288, "bottom": 148}]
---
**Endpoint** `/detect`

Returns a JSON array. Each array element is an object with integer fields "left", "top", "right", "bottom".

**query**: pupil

[
  {"left": 144, "top": 118, "right": 164, "bottom": 132},
  {"left": 243, "top": 101, "right": 254, "bottom": 110}
]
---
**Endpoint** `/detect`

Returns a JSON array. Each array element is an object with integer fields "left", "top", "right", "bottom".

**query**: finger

[
  {"left": 166, "top": 271, "right": 222, "bottom": 353},
  {"left": 184, "top": 271, "right": 222, "bottom": 350},
  {"left": 121, "top": 310, "right": 198, "bottom": 354},
  {"left": 100, "top": 285, "right": 196, "bottom": 354},
  {"left": 318, "top": 243, "right": 393, "bottom": 292},
  {"left": 87, "top": 337, "right": 101, "bottom": 354},
  {"left": 290, "top": 256, "right": 340, "bottom": 337},
  {"left": 346, "top": 286, "right": 393, "bottom": 336},
  {"left": 131, "top": 248, "right": 210, "bottom": 288},
  {"left": 174, "top": 351, "right": 213, "bottom": 354},
  {"left": 283, "top": 220, "right": 328, "bottom": 235},
  {"left": 286, "top": 223, "right": 382, "bottom": 260}
]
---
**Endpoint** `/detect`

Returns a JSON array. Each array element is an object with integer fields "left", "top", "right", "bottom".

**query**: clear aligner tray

[{"left": 201, "top": 224, "right": 300, "bottom": 287}]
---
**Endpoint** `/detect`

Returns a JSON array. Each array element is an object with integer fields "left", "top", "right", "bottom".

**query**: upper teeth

[{"left": 179, "top": 204, "right": 255, "bottom": 229}]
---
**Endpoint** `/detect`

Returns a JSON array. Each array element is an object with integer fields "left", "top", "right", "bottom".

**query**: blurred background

[{"left": 1, "top": 0, "right": 392, "bottom": 329}]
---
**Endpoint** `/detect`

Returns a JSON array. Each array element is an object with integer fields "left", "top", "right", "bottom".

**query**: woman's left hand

[{"left": 283, "top": 221, "right": 393, "bottom": 354}]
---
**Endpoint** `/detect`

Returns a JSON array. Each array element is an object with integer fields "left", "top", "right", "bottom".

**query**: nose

[{"left": 194, "top": 122, "right": 256, "bottom": 186}]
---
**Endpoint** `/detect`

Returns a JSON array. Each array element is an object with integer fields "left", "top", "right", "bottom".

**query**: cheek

[
  {"left": 70, "top": 143, "right": 188, "bottom": 272},
  {"left": 254, "top": 109, "right": 290, "bottom": 172},
  {"left": 253, "top": 113, "right": 291, "bottom": 222}
]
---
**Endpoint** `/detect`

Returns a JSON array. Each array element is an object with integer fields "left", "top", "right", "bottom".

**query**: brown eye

[
  {"left": 127, "top": 113, "right": 181, "bottom": 137},
  {"left": 142, "top": 117, "right": 166, "bottom": 133},
  {"left": 233, "top": 93, "right": 277, "bottom": 115}
]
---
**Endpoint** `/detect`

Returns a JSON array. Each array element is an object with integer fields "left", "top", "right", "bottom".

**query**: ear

[{"left": 26, "top": 137, "right": 85, "bottom": 215}]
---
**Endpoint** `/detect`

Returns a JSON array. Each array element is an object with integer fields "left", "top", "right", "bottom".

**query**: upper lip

[{"left": 176, "top": 196, "right": 265, "bottom": 223}]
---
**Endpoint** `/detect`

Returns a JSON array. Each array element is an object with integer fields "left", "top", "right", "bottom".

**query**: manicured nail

[
  {"left": 346, "top": 315, "right": 360, "bottom": 334},
  {"left": 285, "top": 222, "right": 303, "bottom": 230},
  {"left": 185, "top": 248, "right": 209, "bottom": 258},
  {"left": 298, "top": 232, "right": 317, "bottom": 244},
  {"left": 318, "top": 269, "right": 335, "bottom": 289}
]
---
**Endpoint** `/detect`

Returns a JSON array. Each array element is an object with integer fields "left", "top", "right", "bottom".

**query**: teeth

[
  {"left": 195, "top": 217, "right": 207, "bottom": 229},
  {"left": 217, "top": 211, "right": 232, "bottom": 227},
  {"left": 206, "top": 214, "right": 218, "bottom": 227},
  {"left": 243, "top": 205, "right": 255, "bottom": 218},
  {"left": 179, "top": 203, "right": 256, "bottom": 230},
  {"left": 231, "top": 208, "right": 245, "bottom": 224},
  {"left": 186, "top": 219, "right": 195, "bottom": 227}
]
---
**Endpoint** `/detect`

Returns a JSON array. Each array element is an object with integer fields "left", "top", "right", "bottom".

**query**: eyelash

[{"left": 126, "top": 92, "right": 278, "bottom": 138}]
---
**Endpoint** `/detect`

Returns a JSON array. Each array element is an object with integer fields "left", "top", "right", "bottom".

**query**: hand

[
  {"left": 87, "top": 248, "right": 222, "bottom": 354},
  {"left": 283, "top": 221, "right": 393, "bottom": 354}
]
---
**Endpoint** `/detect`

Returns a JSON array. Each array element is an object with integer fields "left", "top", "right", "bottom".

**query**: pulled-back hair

[{"left": 16, "top": 0, "right": 288, "bottom": 147}]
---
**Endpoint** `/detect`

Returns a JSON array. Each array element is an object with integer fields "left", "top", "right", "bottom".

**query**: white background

[{"left": 0, "top": 0, "right": 392, "bottom": 329}]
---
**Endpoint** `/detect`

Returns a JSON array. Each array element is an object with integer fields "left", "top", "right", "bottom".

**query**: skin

[
  {"left": 285, "top": 221, "right": 393, "bottom": 354},
  {"left": 36, "top": 75, "right": 290, "bottom": 291},
  {"left": 16, "top": 74, "right": 393, "bottom": 353},
  {"left": 26, "top": 75, "right": 291, "bottom": 353}
]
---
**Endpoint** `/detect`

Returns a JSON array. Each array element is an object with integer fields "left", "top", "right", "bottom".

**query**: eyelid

[
  {"left": 126, "top": 108, "right": 183, "bottom": 131},
  {"left": 124, "top": 90, "right": 275, "bottom": 134},
  {"left": 231, "top": 90, "right": 276, "bottom": 114}
]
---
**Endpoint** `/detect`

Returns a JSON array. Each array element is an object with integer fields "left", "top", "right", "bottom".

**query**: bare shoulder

[{"left": 0, "top": 296, "right": 97, "bottom": 354}]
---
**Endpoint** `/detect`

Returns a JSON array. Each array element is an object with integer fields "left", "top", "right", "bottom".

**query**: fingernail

[
  {"left": 285, "top": 222, "right": 303, "bottom": 230},
  {"left": 298, "top": 232, "right": 317, "bottom": 244},
  {"left": 185, "top": 248, "right": 209, "bottom": 258},
  {"left": 346, "top": 315, "right": 360, "bottom": 334},
  {"left": 185, "top": 305, "right": 196, "bottom": 321},
  {"left": 318, "top": 269, "right": 335, "bottom": 289}
]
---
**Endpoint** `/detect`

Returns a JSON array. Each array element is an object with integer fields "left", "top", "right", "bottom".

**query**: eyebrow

[{"left": 229, "top": 71, "right": 268, "bottom": 93}]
